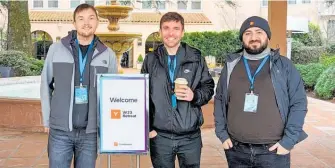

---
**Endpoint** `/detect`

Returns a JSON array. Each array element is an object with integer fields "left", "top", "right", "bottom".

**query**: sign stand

[
  {"left": 136, "top": 155, "right": 140, "bottom": 168},
  {"left": 97, "top": 74, "right": 149, "bottom": 168},
  {"left": 108, "top": 155, "right": 111, "bottom": 168}
]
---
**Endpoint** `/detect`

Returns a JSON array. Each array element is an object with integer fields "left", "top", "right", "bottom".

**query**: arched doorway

[
  {"left": 31, "top": 30, "right": 53, "bottom": 60},
  {"left": 145, "top": 32, "right": 161, "bottom": 54}
]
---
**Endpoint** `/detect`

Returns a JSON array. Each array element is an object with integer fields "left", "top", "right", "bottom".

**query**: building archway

[
  {"left": 145, "top": 32, "right": 161, "bottom": 54},
  {"left": 31, "top": 30, "right": 53, "bottom": 60}
]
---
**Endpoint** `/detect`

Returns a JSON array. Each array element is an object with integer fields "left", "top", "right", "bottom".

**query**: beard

[
  {"left": 243, "top": 40, "right": 268, "bottom": 55},
  {"left": 78, "top": 26, "right": 94, "bottom": 38}
]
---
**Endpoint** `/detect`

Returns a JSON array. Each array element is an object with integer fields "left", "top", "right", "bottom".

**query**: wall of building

[{"left": 29, "top": 0, "right": 326, "bottom": 67}]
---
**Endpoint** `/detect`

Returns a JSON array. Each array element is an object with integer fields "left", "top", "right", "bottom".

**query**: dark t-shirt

[{"left": 227, "top": 58, "right": 284, "bottom": 144}]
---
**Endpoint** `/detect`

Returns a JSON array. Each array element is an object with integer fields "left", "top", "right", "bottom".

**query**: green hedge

[
  {"left": 292, "top": 23, "right": 323, "bottom": 46},
  {"left": 320, "top": 54, "right": 335, "bottom": 67},
  {"left": 315, "top": 66, "right": 335, "bottom": 99},
  {"left": 182, "top": 30, "right": 241, "bottom": 65},
  {"left": 0, "top": 50, "right": 44, "bottom": 76},
  {"left": 325, "top": 44, "right": 335, "bottom": 54},
  {"left": 26, "top": 56, "right": 44, "bottom": 75},
  {"left": 291, "top": 44, "right": 325, "bottom": 64},
  {"left": 295, "top": 63, "right": 327, "bottom": 90}
]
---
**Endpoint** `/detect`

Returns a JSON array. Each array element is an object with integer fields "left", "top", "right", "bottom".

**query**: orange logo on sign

[
  {"left": 111, "top": 109, "right": 121, "bottom": 119},
  {"left": 114, "top": 142, "right": 118, "bottom": 146},
  {"left": 250, "top": 21, "right": 254, "bottom": 26}
]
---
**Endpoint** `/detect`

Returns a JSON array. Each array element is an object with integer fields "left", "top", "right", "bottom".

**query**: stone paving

[{"left": 0, "top": 97, "right": 334, "bottom": 168}]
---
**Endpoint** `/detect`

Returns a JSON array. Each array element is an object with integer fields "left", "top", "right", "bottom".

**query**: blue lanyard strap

[
  {"left": 168, "top": 56, "right": 177, "bottom": 86},
  {"left": 168, "top": 56, "right": 177, "bottom": 108},
  {"left": 75, "top": 39, "right": 94, "bottom": 84},
  {"left": 242, "top": 55, "right": 269, "bottom": 91}
]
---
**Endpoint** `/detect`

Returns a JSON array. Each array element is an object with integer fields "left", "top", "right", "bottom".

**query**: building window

[
  {"left": 288, "top": 0, "right": 296, "bottom": 4},
  {"left": 177, "top": 0, "right": 188, "bottom": 10},
  {"left": 48, "top": 0, "right": 58, "bottom": 8},
  {"left": 302, "top": 0, "right": 311, "bottom": 3},
  {"left": 33, "top": 0, "right": 43, "bottom": 8},
  {"left": 141, "top": 0, "right": 165, "bottom": 9},
  {"left": 85, "top": 0, "right": 95, "bottom": 6},
  {"left": 71, "top": 0, "right": 81, "bottom": 8},
  {"left": 262, "top": 0, "right": 268, "bottom": 6},
  {"left": 142, "top": 0, "right": 152, "bottom": 9},
  {"left": 119, "top": 0, "right": 132, "bottom": 6},
  {"left": 156, "top": 1, "right": 166, "bottom": 9},
  {"left": 191, "top": 0, "right": 201, "bottom": 10}
]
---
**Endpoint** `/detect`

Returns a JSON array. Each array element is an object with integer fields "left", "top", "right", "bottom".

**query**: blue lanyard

[
  {"left": 242, "top": 56, "right": 269, "bottom": 92},
  {"left": 168, "top": 56, "right": 177, "bottom": 86},
  {"left": 168, "top": 56, "right": 177, "bottom": 108},
  {"left": 75, "top": 39, "right": 94, "bottom": 85}
]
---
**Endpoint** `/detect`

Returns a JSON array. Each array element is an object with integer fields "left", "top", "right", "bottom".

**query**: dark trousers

[
  {"left": 224, "top": 139, "right": 290, "bottom": 168},
  {"left": 150, "top": 132, "right": 202, "bottom": 168},
  {"left": 48, "top": 128, "right": 97, "bottom": 168}
]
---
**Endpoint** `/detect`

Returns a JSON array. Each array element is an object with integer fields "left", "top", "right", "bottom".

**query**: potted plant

[{"left": 136, "top": 54, "right": 144, "bottom": 70}]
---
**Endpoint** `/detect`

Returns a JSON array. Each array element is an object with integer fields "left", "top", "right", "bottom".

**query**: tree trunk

[{"left": 7, "top": 1, "right": 32, "bottom": 56}]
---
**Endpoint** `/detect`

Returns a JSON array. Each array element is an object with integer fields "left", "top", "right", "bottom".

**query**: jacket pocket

[{"left": 50, "top": 62, "right": 73, "bottom": 128}]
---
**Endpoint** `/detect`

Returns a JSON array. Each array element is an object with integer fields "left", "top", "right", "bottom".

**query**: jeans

[
  {"left": 150, "top": 132, "right": 202, "bottom": 168},
  {"left": 48, "top": 128, "right": 97, "bottom": 168},
  {"left": 224, "top": 139, "right": 290, "bottom": 168}
]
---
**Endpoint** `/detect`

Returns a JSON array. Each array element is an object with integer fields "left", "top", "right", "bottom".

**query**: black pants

[
  {"left": 224, "top": 139, "right": 290, "bottom": 168},
  {"left": 149, "top": 132, "right": 202, "bottom": 168}
]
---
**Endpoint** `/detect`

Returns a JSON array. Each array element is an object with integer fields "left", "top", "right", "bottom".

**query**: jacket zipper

[{"left": 94, "top": 67, "right": 97, "bottom": 88}]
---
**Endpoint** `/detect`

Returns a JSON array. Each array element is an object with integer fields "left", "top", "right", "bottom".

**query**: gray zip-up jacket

[
  {"left": 40, "top": 32, "right": 118, "bottom": 133},
  {"left": 214, "top": 48, "right": 308, "bottom": 150}
]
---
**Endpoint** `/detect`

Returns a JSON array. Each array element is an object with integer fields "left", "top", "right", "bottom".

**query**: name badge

[
  {"left": 244, "top": 93, "right": 258, "bottom": 113},
  {"left": 75, "top": 85, "right": 88, "bottom": 104}
]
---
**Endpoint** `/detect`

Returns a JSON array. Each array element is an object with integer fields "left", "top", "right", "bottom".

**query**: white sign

[{"left": 97, "top": 74, "right": 149, "bottom": 154}]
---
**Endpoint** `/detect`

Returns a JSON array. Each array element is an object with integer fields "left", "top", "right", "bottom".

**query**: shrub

[
  {"left": 137, "top": 54, "right": 143, "bottom": 63},
  {"left": 26, "top": 56, "right": 44, "bottom": 76},
  {"left": 0, "top": 50, "right": 44, "bottom": 76},
  {"left": 325, "top": 44, "right": 335, "bottom": 54},
  {"left": 292, "top": 22, "right": 323, "bottom": 46},
  {"left": 295, "top": 64, "right": 308, "bottom": 78},
  {"left": 320, "top": 54, "right": 335, "bottom": 67},
  {"left": 182, "top": 30, "right": 241, "bottom": 65},
  {"left": 0, "top": 50, "right": 31, "bottom": 76},
  {"left": 315, "top": 66, "right": 335, "bottom": 99},
  {"left": 295, "top": 63, "right": 326, "bottom": 90},
  {"left": 291, "top": 46, "right": 325, "bottom": 64}
]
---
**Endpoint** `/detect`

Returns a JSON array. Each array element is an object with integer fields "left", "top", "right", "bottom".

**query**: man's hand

[
  {"left": 175, "top": 85, "right": 194, "bottom": 101},
  {"left": 149, "top": 130, "right": 158, "bottom": 139},
  {"left": 44, "top": 127, "right": 49, "bottom": 134},
  {"left": 222, "top": 138, "right": 233, "bottom": 150},
  {"left": 269, "top": 142, "right": 290, "bottom": 155}
]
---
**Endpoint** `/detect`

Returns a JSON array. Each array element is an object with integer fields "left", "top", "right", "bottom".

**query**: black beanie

[{"left": 239, "top": 16, "right": 271, "bottom": 41}]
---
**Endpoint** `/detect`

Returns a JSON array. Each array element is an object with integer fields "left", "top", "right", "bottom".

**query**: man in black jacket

[
  {"left": 214, "top": 16, "right": 307, "bottom": 168},
  {"left": 141, "top": 12, "right": 215, "bottom": 168}
]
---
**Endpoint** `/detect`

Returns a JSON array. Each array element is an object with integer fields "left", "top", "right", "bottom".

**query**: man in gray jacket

[
  {"left": 40, "top": 4, "right": 118, "bottom": 168},
  {"left": 214, "top": 16, "right": 308, "bottom": 167}
]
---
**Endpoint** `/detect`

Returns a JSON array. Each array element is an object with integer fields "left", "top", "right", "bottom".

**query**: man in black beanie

[{"left": 214, "top": 16, "right": 308, "bottom": 167}]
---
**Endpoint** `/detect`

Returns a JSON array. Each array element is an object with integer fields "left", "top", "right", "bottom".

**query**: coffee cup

[{"left": 174, "top": 78, "right": 188, "bottom": 99}]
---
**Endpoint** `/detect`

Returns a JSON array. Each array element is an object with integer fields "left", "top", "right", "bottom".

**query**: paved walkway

[{"left": 0, "top": 97, "right": 334, "bottom": 168}]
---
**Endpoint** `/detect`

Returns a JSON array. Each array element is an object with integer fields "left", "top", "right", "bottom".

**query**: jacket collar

[
  {"left": 61, "top": 30, "right": 107, "bottom": 58},
  {"left": 227, "top": 47, "right": 281, "bottom": 63},
  {"left": 154, "top": 42, "right": 201, "bottom": 67}
]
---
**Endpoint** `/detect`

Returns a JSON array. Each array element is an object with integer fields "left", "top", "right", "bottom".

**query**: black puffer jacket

[{"left": 141, "top": 42, "right": 215, "bottom": 136}]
